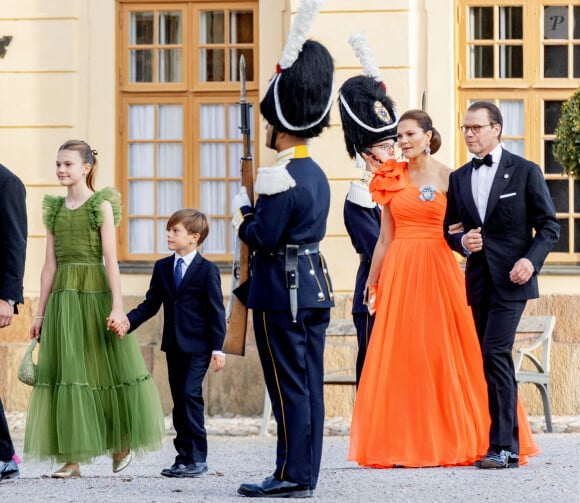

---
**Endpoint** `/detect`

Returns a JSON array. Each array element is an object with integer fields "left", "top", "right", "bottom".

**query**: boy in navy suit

[{"left": 124, "top": 208, "right": 226, "bottom": 478}]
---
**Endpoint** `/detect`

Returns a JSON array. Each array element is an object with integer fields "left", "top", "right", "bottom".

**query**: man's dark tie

[
  {"left": 472, "top": 153, "right": 493, "bottom": 169},
  {"left": 174, "top": 257, "right": 184, "bottom": 289}
]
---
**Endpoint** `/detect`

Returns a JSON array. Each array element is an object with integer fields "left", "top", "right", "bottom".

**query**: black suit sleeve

[
  {"left": 443, "top": 171, "right": 467, "bottom": 256},
  {"left": 524, "top": 165, "right": 560, "bottom": 272},
  {"left": 0, "top": 169, "right": 27, "bottom": 305},
  {"left": 127, "top": 262, "right": 164, "bottom": 332},
  {"left": 204, "top": 262, "right": 226, "bottom": 352}
]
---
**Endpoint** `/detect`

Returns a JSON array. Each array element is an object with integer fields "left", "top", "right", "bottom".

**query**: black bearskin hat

[
  {"left": 338, "top": 75, "right": 398, "bottom": 159},
  {"left": 260, "top": 39, "right": 334, "bottom": 138}
]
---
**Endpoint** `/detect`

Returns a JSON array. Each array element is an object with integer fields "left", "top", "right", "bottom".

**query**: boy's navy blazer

[
  {"left": 127, "top": 252, "right": 226, "bottom": 353},
  {"left": 444, "top": 148, "right": 560, "bottom": 305}
]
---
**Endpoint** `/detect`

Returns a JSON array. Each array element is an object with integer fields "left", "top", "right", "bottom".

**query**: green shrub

[{"left": 553, "top": 87, "right": 580, "bottom": 178}]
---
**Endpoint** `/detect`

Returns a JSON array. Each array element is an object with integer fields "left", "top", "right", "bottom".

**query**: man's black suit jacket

[
  {"left": 127, "top": 252, "right": 226, "bottom": 354},
  {"left": 0, "top": 163, "right": 27, "bottom": 307},
  {"left": 444, "top": 149, "right": 560, "bottom": 305}
]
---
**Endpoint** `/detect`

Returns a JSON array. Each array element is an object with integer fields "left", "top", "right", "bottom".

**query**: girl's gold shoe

[
  {"left": 51, "top": 463, "right": 81, "bottom": 478},
  {"left": 112, "top": 450, "right": 132, "bottom": 473}
]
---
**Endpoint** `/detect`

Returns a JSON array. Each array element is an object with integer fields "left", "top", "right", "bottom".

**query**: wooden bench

[{"left": 514, "top": 315, "right": 556, "bottom": 433}]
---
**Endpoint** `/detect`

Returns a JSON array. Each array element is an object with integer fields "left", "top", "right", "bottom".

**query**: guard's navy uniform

[
  {"left": 343, "top": 180, "right": 380, "bottom": 385},
  {"left": 238, "top": 144, "right": 334, "bottom": 490}
]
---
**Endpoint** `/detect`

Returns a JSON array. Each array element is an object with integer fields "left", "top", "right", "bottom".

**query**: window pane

[
  {"left": 203, "top": 218, "right": 226, "bottom": 254},
  {"left": 129, "top": 181, "right": 155, "bottom": 214},
  {"left": 499, "top": 45, "right": 523, "bottom": 78},
  {"left": 575, "top": 180, "right": 580, "bottom": 213},
  {"left": 200, "top": 105, "right": 225, "bottom": 139},
  {"left": 130, "top": 49, "right": 153, "bottom": 82},
  {"left": 502, "top": 139, "right": 524, "bottom": 157},
  {"left": 499, "top": 100, "right": 524, "bottom": 136},
  {"left": 200, "top": 11, "right": 225, "bottom": 43},
  {"left": 229, "top": 180, "right": 240, "bottom": 211},
  {"left": 574, "top": 45, "right": 580, "bottom": 78},
  {"left": 201, "top": 181, "right": 226, "bottom": 214},
  {"left": 229, "top": 143, "right": 244, "bottom": 177},
  {"left": 129, "top": 143, "right": 154, "bottom": 177},
  {"left": 545, "top": 140, "right": 563, "bottom": 175},
  {"left": 553, "top": 218, "right": 568, "bottom": 253},
  {"left": 574, "top": 7, "right": 580, "bottom": 39},
  {"left": 158, "top": 144, "right": 183, "bottom": 177},
  {"left": 130, "top": 12, "right": 153, "bottom": 44},
  {"left": 470, "top": 7, "right": 493, "bottom": 40},
  {"left": 575, "top": 219, "right": 580, "bottom": 253},
  {"left": 200, "top": 144, "right": 226, "bottom": 177},
  {"left": 159, "top": 49, "right": 182, "bottom": 82},
  {"left": 499, "top": 7, "right": 522, "bottom": 40},
  {"left": 157, "top": 220, "right": 170, "bottom": 255},
  {"left": 230, "top": 11, "right": 253, "bottom": 43},
  {"left": 230, "top": 48, "right": 254, "bottom": 81},
  {"left": 544, "top": 45, "right": 568, "bottom": 77},
  {"left": 544, "top": 6, "right": 568, "bottom": 39},
  {"left": 159, "top": 11, "right": 181, "bottom": 45},
  {"left": 129, "top": 105, "right": 154, "bottom": 139},
  {"left": 157, "top": 182, "right": 182, "bottom": 214},
  {"left": 546, "top": 180, "right": 568, "bottom": 213},
  {"left": 129, "top": 220, "right": 154, "bottom": 253},
  {"left": 544, "top": 101, "right": 563, "bottom": 134},
  {"left": 228, "top": 104, "right": 242, "bottom": 139},
  {"left": 158, "top": 105, "right": 183, "bottom": 139},
  {"left": 470, "top": 45, "right": 493, "bottom": 78},
  {"left": 200, "top": 48, "right": 225, "bottom": 81}
]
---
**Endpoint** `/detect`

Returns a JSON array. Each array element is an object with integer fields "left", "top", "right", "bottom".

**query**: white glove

[
  {"left": 232, "top": 186, "right": 251, "bottom": 210},
  {"left": 231, "top": 186, "right": 252, "bottom": 231}
]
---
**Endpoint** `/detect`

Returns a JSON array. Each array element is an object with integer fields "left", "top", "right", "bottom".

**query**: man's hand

[
  {"left": 509, "top": 257, "right": 534, "bottom": 285},
  {"left": 461, "top": 227, "right": 483, "bottom": 253},
  {"left": 0, "top": 299, "right": 14, "bottom": 328},
  {"left": 231, "top": 186, "right": 252, "bottom": 232},
  {"left": 211, "top": 353, "right": 226, "bottom": 372}
]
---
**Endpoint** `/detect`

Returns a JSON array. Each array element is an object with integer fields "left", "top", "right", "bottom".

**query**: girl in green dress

[{"left": 24, "top": 140, "right": 165, "bottom": 478}]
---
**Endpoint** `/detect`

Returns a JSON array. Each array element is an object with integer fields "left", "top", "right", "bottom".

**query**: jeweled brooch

[{"left": 419, "top": 185, "right": 436, "bottom": 202}]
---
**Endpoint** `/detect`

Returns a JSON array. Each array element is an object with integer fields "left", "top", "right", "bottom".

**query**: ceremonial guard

[
  {"left": 232, "top": 0, "right": 334, "bottom": 497},
  {"left": 339, "top": 33, "right": 399, "bottom": 385}
]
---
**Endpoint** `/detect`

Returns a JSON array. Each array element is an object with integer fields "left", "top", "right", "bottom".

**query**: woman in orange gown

[{"left": 348, "top": 109, "right": 539, "bottom": 468}]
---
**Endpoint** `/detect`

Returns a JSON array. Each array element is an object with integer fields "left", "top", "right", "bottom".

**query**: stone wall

[{"left": 1, "top": 294, "right": 578, "bottom": 419}]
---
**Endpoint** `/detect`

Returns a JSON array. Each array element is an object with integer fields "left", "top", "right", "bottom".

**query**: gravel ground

[{"left": 2, "top": 425, "right": 579, "bottom": 502}]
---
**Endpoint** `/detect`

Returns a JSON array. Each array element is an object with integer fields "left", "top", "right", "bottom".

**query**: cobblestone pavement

[{"left": 6, "top": 412, "right": 580, "bottom": 437}]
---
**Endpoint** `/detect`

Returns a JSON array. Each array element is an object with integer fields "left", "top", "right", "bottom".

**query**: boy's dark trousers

[{"left": 166, "top": 351, "right": 211, "bottom": 465}]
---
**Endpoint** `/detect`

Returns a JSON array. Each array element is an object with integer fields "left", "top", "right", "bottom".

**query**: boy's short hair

[{"left": 167, "top": 209, "right": 209, "bottom": 245}]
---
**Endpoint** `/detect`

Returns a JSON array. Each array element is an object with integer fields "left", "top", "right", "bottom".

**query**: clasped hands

[
  {"left": 107, "top": 310, "right": 130, "bottom": 340},
  {"left": 448, "top": 222, "right": 534, "bottom": 285}
]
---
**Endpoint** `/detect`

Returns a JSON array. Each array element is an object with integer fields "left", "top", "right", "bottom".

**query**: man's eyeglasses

[
  {"left": 460, "top": 123, "right": 495, "bottom": 134},
  {"left": 370, "top": 141, "right": 395, "bottom": 151}
]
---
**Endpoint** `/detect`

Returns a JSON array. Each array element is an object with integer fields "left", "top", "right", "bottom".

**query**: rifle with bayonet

[{"left": 223, "top": 55, "right": 254, "bottom": 356}]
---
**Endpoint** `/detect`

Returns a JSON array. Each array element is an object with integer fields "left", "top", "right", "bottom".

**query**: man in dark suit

[
  {"left": 124, "top": 209, "right": 226, "bottom": 479},
  {"left": 233, "top": 37, "right": 335, "bottom": 498},
  {"left": 444, "top": 101, "right": 560, "bottom": 469},
  {"left": 0, "top": 163, "right": 27, "bottom": 481}
]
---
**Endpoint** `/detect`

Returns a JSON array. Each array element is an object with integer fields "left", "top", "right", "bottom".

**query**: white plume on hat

[
  {"left": 348, "top": 32, "right": 383, "bottom": 83},
  {"left": 278, "top": 0, "right": 325, "bottom": 70}
]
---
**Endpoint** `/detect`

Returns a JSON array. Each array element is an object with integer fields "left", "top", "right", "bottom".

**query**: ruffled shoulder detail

[
  {"left": 369, "top": 159, "right": 410, "bottom": 205},
  {"left": 42, "top": 195, "right": 65, "bottom": 233},
  {"left": 87, "top": 187, "right": 122, "bottom": 229},
  {"left": 254, "top": 164, "right": 297, "bottom": 195}
]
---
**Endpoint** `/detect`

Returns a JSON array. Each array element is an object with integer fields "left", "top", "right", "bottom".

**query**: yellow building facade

[{"left": 0, "top": 0, "right": 578, "bottom": 418}]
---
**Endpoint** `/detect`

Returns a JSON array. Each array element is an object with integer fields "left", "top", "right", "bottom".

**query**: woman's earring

[{"left": 425, "top": 145, "right": 431, "bottom": 156}]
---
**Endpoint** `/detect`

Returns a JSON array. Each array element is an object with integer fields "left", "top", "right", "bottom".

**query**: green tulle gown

[{"left": 24, "top": 187, "right": 165, "bottom": 464}]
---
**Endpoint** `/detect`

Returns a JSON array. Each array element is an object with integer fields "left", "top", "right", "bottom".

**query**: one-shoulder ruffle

[
  {"left": 88, "top": 186, "right": 122, "bottom": 229},
  {"left": 369, "top": 159, "right": 409, "bottom": 205}
]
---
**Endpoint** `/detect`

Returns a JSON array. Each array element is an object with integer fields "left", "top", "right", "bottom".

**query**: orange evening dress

[{"left": 348, "top": 160, "right": 540, "bottom": 468}]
